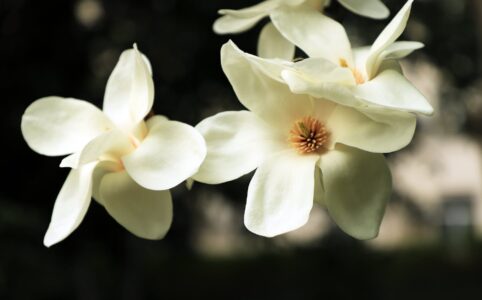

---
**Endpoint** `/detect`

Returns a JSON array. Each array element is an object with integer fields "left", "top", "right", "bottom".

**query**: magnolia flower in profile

[
  {"left": 272, "top": 0, "right": 433, "bottom": 116},
  {"left": 191, "top": 41, "right": 424, "bottom": 239},
  {"left": 21, "top": 45, "right": 206, "bottom": 247},
  {"left": 213, "top": 0, "right": 389, "bottom": 59}
]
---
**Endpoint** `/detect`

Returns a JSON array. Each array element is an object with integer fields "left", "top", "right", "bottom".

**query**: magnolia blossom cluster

[
  {"left": 194, "top": 0, "right": 432, "bottom": 239},
  {"left": 22, "top": 0, "right": 432, "bottom": 246}
]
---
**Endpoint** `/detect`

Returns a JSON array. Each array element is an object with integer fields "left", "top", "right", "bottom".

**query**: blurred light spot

[{"left": 75, "top": 0, "right": 104, "bottom": 28}]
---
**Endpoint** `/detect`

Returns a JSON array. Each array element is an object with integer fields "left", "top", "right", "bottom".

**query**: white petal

[
  {"left": 354, "top": 69, "right": 433, "bottom": 115},
  {"left": 92, "top": 161, "right": 121, "bottom": 205},
  {"left": 122, "top": 120, "right": 206, "bottom": 190},
  {"left": 281, "top": 70, "right": 364, "bottom": 108},
  {"left": 43, "top": 162, "right": 97, "bottom": 247},
  {"left": 382, "top": 41, "right": 424, "bottom": 59},
  {"left": 286, "top": 57, "right": 356, "bottom": 85},
  {"left": 192, "top": 111, "right": 284, "bottom": 184},
  {"left": 270, "top": 6, "right": 353, "bottom": 65},
  {"left": 258, "top": 22, "right": 295, "bottom": 60},
  {"left": 221, "top": 41, "right": 312, "bottom": 131},
  {"left": 103, "top": 46, "right": 154, "bottom": 131},
  {"left": 77, "top": 130, "right": 134, "bottom": 167},
  {"left": 99, "top": 171, "right": 173, "bottom": 240},
  {"left": 365, "top": 0, "right": 413, "bottom": 78},
  {"left": 245, "top": 150, "right": 320, "bottom": 237},
  {"left": 327, "top": 105, "right": 416, "bottom": 153},
  {"left": 21, "top": 97, "right": 112, "bottom": 156},
  {"left": 321, "top": 145, "right": 391, "bottom": 239},
  {"left": 213, "top": 14, "right": 267, "bottom": 34},
  {"left": 337, "top": 0, "right": 389, "bottom": 19}
]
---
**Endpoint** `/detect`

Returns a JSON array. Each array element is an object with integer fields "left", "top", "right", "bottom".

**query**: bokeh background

[{"left": 2, "top": 0, "right": 482, "bottom": 299}]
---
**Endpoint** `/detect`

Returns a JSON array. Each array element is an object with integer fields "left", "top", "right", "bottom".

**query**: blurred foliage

[{"left": 1, "top": 0, "right": 481, "bottom": 299}]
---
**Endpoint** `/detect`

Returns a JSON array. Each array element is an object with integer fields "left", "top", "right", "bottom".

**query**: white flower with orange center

[
  {"left": 190, "top": 41, "right": 421, "bottom": 239},
  {"left": 213, "top": 0, "right": 389, "bottom": 60},
  {"left": 21, "top": 45, "right": 206, "bottom": 247},
  {"left": 272, "top": 0, "right": 433, "bottom": 116}
]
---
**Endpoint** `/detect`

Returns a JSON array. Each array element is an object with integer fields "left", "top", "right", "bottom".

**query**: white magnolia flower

[
  {"left": 213, "top": 0, "right": 389, "bottom": 59},
  {"left": 272, "top": 0, "right": 433, "bottom": 116},
  {"left": 21, "top": 45, "right": 206, "bottom": 247},
  {"left": 191, "top": 41, "right": 421, "bottom": 239}
]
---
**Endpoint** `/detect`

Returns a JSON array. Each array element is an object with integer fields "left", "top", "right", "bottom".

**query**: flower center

[
  {"left": 339, "top": 58, "right": 365, "bottom": 85},
  {"left": 289, "top": 116, "right": 329, "bottom": 154}
]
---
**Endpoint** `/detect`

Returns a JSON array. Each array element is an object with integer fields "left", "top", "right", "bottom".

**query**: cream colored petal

[
  {"left": 100, "top": 171, "right": 173, "bottom": 240},
  {"left": 337, "top": 0, "right": 389, "bottom": 19},
  {"left": 43, "top": 162, "right": 97, "bottom": 247},
  {"left": 213, "top": 14, "right": 267, "bottom": 34},
  {"left": 21, "top": 97, "right": 112, "bottom": 156},
  {"left": 122, "top": 120, "right": 206, "bottom": 190},
  {"left": 321, "top": 144, "right": 391, "bottom": 239},
  {"left": 76, "top": 130, "right": 134, "bottom": 167},
  {"left": 382, "top": 41, "right": 424, "bottom": 59},
  {"left": 192, "top": 111, "right": 284, "bottom": 184},
  {"left": 327, "top": 105, "right": 416, "bottom": 153},
  {"left": 354, "top": 69, "right": 433, "bottom": 115},
  {"left": 281, "top": 70, "right": 363, "bottom": 108},
  {"left": 313, "top": 166, "right": 325, "bottom": 205},
  {"left": 258, "top": 22, "right": 295, "bottom": 60},
  {"left": 286, "top": 57, "right": 356, "bottom": 85},
  {"left": 270, "top": 6, "right": 353, "bottom": 65},
  {"left": 221, "top": 41, "right": 312, "bottom": 132},
  {"left": 245, "top": 150, "right": 320, "bottom": 237},
  {"left": 92, "top": 160, "right": 121, "bottom": 205},
  {"left": 365, "top": 0, "right": 413, "bottom": 78},
  {"left": 103, "top": 46, "right": 154, "bottom": 131}
]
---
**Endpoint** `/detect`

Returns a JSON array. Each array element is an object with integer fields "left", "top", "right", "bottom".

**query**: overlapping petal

[
  {"left": 271, "top": 5, "right": 353, "bottom": 65},
  {"left": 258, "top": 22, "right": 295, "bottom": 60},
  {"left": 103, "top": 46, "right": 154, "bottom": 131},
  {"left": 337, "top": 0, "right": 389, "bottom": 19},
  {"left": 321, "top": 145, "right": 391, "bottom": 239},
  {"left": 99, "top": 171, "right": 173, "bottom": 240},
  {"left": 365, "top": 0, "right": 413, "bottom": 78},
  {"left": 21, "top": 97, "right": 112, "bottom": 156},
  {"left": 221, "top": 41, "right": 312, "bottom": 132},
  {"left": 193, "top": 111, "right": 284, "bottom": 184},
  {"left": 245, "top": 150, "right": 320, "bottom": 237},
  {"left": 43, "top": 162, "right": 97, "bottom": 247},
  {"left": 122, "top": 120, "right": 206, "bottom": 190},
  {"left": 327, "top": 105, "right": 416, "bottom": 153}
]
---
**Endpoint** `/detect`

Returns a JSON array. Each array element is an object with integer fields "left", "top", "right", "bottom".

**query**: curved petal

[
  {"left": 103, "top": 46, "right": 154, "bottom": 131},
  {"left": 281, "top": 70, "right": 364, "bottom": 108},
  {"left": 245, "top": 150, "right": 320, "bottom": 237},
  {"left": 92, "top": 161, "right": 121, "bottom": 205},
  {"left": 192, "top": 111, "right": 285, "bottom": 184},
  {"left": 288, "top": 57, "right": 356, "bottom": 85},
  {"left": 258, "top": 22, "right": 295, "bottom": 60},
  {"left": 354, "top": 69, "right": 433, "bottom": 115},
  {"left": 213, "top": 14, "right": 267, "bottom": 34},
  {"left": 77, "top": 130, "right": 134, "bottom": 168},
  {"left": 382, "top": 41, "right": 424, "bottom": 60},
  {"left": 122, "top": 120, "right": 206, "bottom": 190},
  {"left": 365, "top": 0, "right": 413, "bottom": 78},
  {"left": 21, "top": 97, "right": 112, "bottom": 156},
  {"left": 271, "top": 6, "right": 353, "bottom": 65},
  {"left": 99, "top": 171, "right": 173, "bottom": 240},
  {"left": 321, "top": 144, "right": 391, "bottom": 240},
  {"left": 337, "top": 0, "right": 389, "bottom": 19},
  {"left": 327, "top": 105, "right": 416, "bottom": 153},
  {"left": 43, "top": 162, "right": 97, "bottom": 247},
  {"left": 221, "top": 41, "right": 312, "bottom": 132}
]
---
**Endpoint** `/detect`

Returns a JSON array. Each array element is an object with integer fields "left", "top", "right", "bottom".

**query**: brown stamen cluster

[{"left": 289, "top": 116, "right": 329, "bottom": 154}]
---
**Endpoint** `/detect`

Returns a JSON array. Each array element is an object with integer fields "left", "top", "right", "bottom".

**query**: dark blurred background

[{"left": 2, "top": 0, "right": 482, "bottom": 299}]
